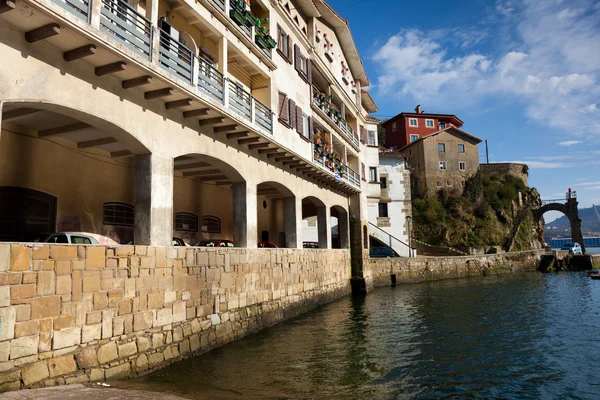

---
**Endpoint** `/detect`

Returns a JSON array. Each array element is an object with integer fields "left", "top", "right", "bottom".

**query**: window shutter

[
  {"left": 296, "top": 106, "right": 303, "bottom": 135},
  {"left": 277, "top": 25, "right": 283, "bottom": 53},
  {"left": 308, "top": 117, "right": 313, "bottom": 140},
  {"left": 287, "top": 36, "right": 293, "bottom": 63},
  {"left": 294, "top": 44, "right": 301, "bottom": 74},
  {"left": 289, "top": 99, "right": 296, "bottom": 130},
  {"left": 360, "top": 126, "right": 367, "bottom": 144},
  {"left": 307, "top": 59, "right": 312, "bottom": 84},
  {"left": 361, "top": 163, "right": 366, "bottom": 181},
  {"left": 278, "top": 92, "right": 289, "bottom": 124}
]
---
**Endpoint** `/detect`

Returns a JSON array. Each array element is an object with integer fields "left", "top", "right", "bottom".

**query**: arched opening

[
  {"left": 302, "top": 196, "right": 328, "bottom": 249},
  {"left": 172, "top": 154, "right": 246, "bottom": 247},
  {"left": 0, "top": 102, "right": 150, "bottom": 244},
  {"left": 256, "top": 182, "right": 296, "bottom": 248},
  {"left": 330, "top": 205, "right": 349, "bottom": 249},
  {"left": 534, "top": 201, "right": 585, "bottom": 253}
]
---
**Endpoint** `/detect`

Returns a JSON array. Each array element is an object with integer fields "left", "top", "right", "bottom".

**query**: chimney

[{"left": 415, "top": 105, "right": 421, "bottom": 114}]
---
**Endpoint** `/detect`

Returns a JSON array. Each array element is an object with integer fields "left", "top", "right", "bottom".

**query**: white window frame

[
  {"left": 459, "top": 161, "right": 466, "bottom": 171},
  {"left": 439, "top": 122, "right": 446, "bottom": 129},
  {"left": 439, "top": 161, "right": 447, "bottom": 170},
  {"left": 302, "top": 113, "right": 310, "bottom": 140},
  {"left": 369, "top": 167, "right": 378, "bottom": 183},
  {"left": 367, "top": 130, "right": 376, "bottom": 146},
  {"left": 409, "top": 118, "right": 418, "bottom": 127},
  {"left": 425, "top": 119, "right": 435, "bottom": 128},
  {"left": 410, "top": 134, "right": 419, "bottom": 142}
]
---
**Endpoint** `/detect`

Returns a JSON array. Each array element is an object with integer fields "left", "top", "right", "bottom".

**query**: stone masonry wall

[
  {"left": 367, "top": 250, "right": 544, "bottom": 287},
  {"left": 479, "top": 163, "right": 529, "bottom": 186},
  {"left": 0, "top": 244, "right": 351, "bottom": 391}
]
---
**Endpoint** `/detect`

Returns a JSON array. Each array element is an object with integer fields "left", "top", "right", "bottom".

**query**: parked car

[
  {"left": 197, "top": 239, "right": 235, "bottom": 247},
  {"left": 370, "top": 246, "right": 395, "bottom": 258},
  {"left": 172, "top": 237, "right": 188, "bottom": 246},
  {"left": 303, "top": 241, "right": 319, "bottom": 249},
  {"left": 560, "top": 242, "right": 582, "bottom": 255},
  {"left": 258, "top": 241, "right": 279, "bottom": 248},
  {"left": 28, "top": 232, "right": 99, "bottom": 245}
]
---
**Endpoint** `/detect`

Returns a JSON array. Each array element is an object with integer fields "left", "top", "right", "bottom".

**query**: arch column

[
  {"left": 284, "top": 196, "right": 300, "bottom": 249},
  {"left": 317, "top": 205, "right": 330, "bottom": 249},
  {"left": 134, "top": 154, "right": 174, "bottom": 246},
  {"left": 338, "top": 210, "right": 349, "bottom": 249},
  {"left": 233, "top": 182, "right": 257, "bottom": 248}
]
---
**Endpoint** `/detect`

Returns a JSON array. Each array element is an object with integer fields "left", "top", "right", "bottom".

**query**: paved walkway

[{"left": 0, "top": 384, "right": 189, "bottom": 400}]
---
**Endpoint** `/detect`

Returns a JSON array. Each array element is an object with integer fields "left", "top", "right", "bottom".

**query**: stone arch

[
  {"left": 302, "top": 196, "right": 328, "bottom": 249},
  {"left": 330, "top": 205, "right": 349, "bottom": 249},
  {"left": 256, "top": 181, "right": 297, "bottom": 248},
  {"left": 533, "top": 201, "right": 585, "bottom": 253}
]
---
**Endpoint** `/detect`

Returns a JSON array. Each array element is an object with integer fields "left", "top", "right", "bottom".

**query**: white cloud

[
  {"left": 558, "top": 140, "right": 582, "bottom": 147},
  {"left": 372, "top": 0, "right": 600, "bottom": 137}
]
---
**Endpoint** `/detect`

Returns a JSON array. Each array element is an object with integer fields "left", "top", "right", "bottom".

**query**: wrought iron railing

[
  {"left": 197, "top": 57, "right": 224, "bottom": 103},
  {"left": 226, "top": 79, "right": 252, "bottom": 121},
  {"left": 158, "top": 27, "right": 194, "bottom": 84},
  {"left": 51, "top": 0, "right": 90, "bottom": 20},
  {"left": 254, "top": 98, "right": 273, "bottom": 134},
  {"left": 100, "top": 0, "right": 152, "bottom": 59}
]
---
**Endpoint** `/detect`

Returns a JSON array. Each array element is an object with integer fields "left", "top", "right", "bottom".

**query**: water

[{"left": 115, "top": 272, "right": 600, "bottom": 399}]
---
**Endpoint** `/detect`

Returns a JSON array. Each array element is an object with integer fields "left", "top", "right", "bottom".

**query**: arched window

[
  {"left": 201, "top": 215, "right": 221, "bottom": 233},
  {"left": 175, "top": 212, "right": 198, "bottom": 232},
  {"left": 103, "top": 203, "right": 134, "bottom": 227}
]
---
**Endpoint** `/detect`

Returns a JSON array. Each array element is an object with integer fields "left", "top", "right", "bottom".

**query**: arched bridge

[{"left": 533, "top": 190, "right": 585, "bottom": 253}]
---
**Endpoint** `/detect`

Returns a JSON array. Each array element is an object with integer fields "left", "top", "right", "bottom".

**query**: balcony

[
  {"left": 100, "top": 0, "right": 152, "bottom": 60},
  {"left": 312, "top": 86, "right": 360, "bottom": 148},
  {"left": 312, "top": 143, "right": 360, "bottom": 189}
]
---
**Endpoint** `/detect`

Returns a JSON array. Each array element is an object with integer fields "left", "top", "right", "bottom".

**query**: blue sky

[{"left": 327, "top": 0, "right": 600, "bottom": 221}]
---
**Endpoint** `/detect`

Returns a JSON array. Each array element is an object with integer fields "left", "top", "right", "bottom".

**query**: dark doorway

[
  {"left": 0, "top": 187, "right": 57, "bottom": 241},
  {"left": 261, "top": 230, "right": 269, "bottom": 243}
]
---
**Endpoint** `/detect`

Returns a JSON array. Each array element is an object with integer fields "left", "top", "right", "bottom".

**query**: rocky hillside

[{"left": 412, "top": 172, "right": 545, "bottom": 251}]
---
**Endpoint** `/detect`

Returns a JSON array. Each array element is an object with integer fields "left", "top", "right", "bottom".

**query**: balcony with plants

[
  {"left": 312, "top": 86, "right": 360, "bottom": 148},
  {"left": 228, "top": 0, "right": 276, "bottom": 57},
  {"left": 312, "top": 129, "right": 359, "bottom": 188}
]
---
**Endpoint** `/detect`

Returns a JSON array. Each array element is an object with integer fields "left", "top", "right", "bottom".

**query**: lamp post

[{"left": 406, "top": 215, "right": 412, "bottom": 257}]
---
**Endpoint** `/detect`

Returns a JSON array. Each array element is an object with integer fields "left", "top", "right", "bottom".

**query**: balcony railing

[
  {"left": 226, "top": 79, "right": 252, "bottom": 121},
  {"left": 312, "top": 86, "right": 360, "bottom": 147},
  {"left": 254, "top": 98, "right": 273, "bottom": 134},
  {"left": 312, "top": 146, "right": 359, "bottom": 189},
  {"left": 158, "top": 28, "right": 194, "bottom": 84},
  {"left": 197, "top": 57, "right": 224, "bottom": 103},
  {"left": 211, "top": 0, "right": 225, "bottom": 11},
  {"left": 51, "top": 0, "right": 89, "bottom": 20},
  {"left": 100, "top": 0, "right": 152, "bottom": 60},
  {"left": 229, "top": 0, "right": 251, "bottom": 38}
]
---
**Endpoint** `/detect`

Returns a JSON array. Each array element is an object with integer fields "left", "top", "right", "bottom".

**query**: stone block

[
  {"left": 148, "top": 292, "right": 163, "bottom": 309},
  {"left": 11, "top": 284, "right": 36, "bottom": 299},
  {"left": 72, "top": 270, "right": 82, "bottom": 301},
  {"left": 75, "top": 346, "right": 98, "bottom": 368},
  {"left": 134, "top": 311, "right": 153, "bottom": 331},
  {"left": 105, "top": 362, "right": 131, "bottom": 380},
  {"left": 97, "top": 341, "right": 118, "bottom": 364},
  {"left": 116, "top": 246, "right": 134, "bottom": 257},
  {"left": 118, "top": 299, "right": 132, "bottom": 316},
  {"left": 173, "top": 302, "right": 186, "bottom": 323},
  {"left": 48, "top": 355, "right": 77, "bottom": 377},
  {"left": 155, "top": 308, "right": 173, "bottom": 327},
  {"left": 102, "top": 309, "right": 114, "bottom": 339},
  {"left": 53, "top": 316, "right": 75, "bottom": 330},
  {"left": 32, "top": 245, "right": 50, "bottom": 260},
  {"left": 87, "top": 247, "right": 106, "bottom": 269},
  {"left": 15, "top": 320, "right": 39, "bottom": 338},
  {"left": 152, "top": 333, "right": 163, "bottom": 349},
  {"left": 82, "top": 274, "right": 101, "bottom": 293},
  {"left": 22, "top": 360, "right": 49, "bottom": 386},
  {"left": 0, "top": 244, "right": 9, "bottom": 272},
  {"left": 118, "top": 341, "right": 137, "bottom": 358},
  {"left": 39, "top": 318, "right": 53, "bottom": 352},
  {"left": 135, "top": 353, "right": 148, "bottom": 371},
  {"left": 10, "top": 335, "right": 39, "bottom": 358},
  {"left": 55, "top": 261, "right": 71, "bottom": 275},
  {"left": 10, "top": 245, "right": 31, "bottom": 271},
  {"left": 137, "top": 336, "right": 150, "bottom": 352},
  {"left": 0, "top": 341, "right": 9, "bottom": 363},
  {"left": 124, "top": 278, "right": 136, "bottom": 299},
  {"left": 190, "top": 334, "right": 200, "bottom": 352},
  {"left": 173, "top": 327, "right": 183, "bottom": 342},
  {"left": 31, "top": 296, "right": 60, "bottom": 319},
  {"left": 14, "top": 305, "right": 29, "bottom": 323},
  {"left": 0, "top": 307, "right": 16, "bottom": 342},
  {"left": 0, "top": 286, "right": 8, "bottom": 308},
  {"left": 164, "top": 291, "right": 176, "bottom": 304},
  {"left": 82, "top": 323, "right": 102, "bottom": 343},
  {"left": 123, "top": 314, "right": 133, "bottom": 334},
  {"left": 51, "top": 246, "right": 77, "bottom": 260},
  {"left": 0, "top": 273, "right": 22, "bottom": 285},
  {"left": 53, "top": 327, "right": 81, "bottom": 350},
  {"left": 93, "top": 292, "right": 108, "bottom": 311},
  {"left": 87, "top": 311, "right": 102, "bottom": 324},
  {"left": 56, "top": 275, "right": 72, "bottom": 295},
  {"left": 89, "top": 368, "right": 105, "bottom": 381},
  {"left": 37, "top": 271, "right": 56, "bottom": 296},
  {"left": 210, "top": 314, "right": 221, "bottom": 325},
  {"left": 148, "top": 352, "right": 164, "bottom": 366},
  {"left": 108, "top": 289, "right": 123, "bottom": 307},
  {"left": 22, "top": 272, "right": 37, "bottom": 284}
]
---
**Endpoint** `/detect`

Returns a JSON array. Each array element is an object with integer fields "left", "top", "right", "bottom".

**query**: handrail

[
  {"left": 368, "top": 222, "right": 412, "bottom": 248},
  {"left": 100, "top": 0, "right": 152, "bottom": 59},
  {"left": 158, "top": 27, "right": 194, "bottom": 84}
]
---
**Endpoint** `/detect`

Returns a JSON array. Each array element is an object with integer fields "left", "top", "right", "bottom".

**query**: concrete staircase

[{"left": 368, "top": 222, "right": 415, "bottom": 257}]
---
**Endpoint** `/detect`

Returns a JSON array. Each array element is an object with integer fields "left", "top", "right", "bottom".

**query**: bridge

[{"left": 534, "top": 190, "right": 586, "bottom": 253}]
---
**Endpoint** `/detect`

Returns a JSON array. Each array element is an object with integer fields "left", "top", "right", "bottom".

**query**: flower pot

[
  {"left": 255, "top": 34, "right": 269, "bottom": 49},
  {"left": 230, "top": 9, "right": 247, "bottom": 27}
]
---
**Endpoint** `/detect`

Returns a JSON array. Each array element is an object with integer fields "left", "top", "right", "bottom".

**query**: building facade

[
  {"left": 381, "top": 105, "right": 464, "bottom": 149},
  {"left": 0, "top": 0, "right": 376, "bottom": 250},
  {"left": 402, "top": 127, "right": 482, "bottom": 198}
]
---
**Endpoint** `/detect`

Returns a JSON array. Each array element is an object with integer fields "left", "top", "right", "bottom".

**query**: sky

[{"left": 326, "top": 0, "right": 600, "bottom": 222}]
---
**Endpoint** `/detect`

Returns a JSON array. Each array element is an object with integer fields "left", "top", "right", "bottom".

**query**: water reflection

[{"left": 114, "top": 272, "right": 600, "bottom": 399}]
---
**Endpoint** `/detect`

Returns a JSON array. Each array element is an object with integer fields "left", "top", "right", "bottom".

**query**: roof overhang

[
  {"left": 399, "top": 127, "right": 483, "bottom": 151},
  {"left": 294, "top": 0, "right": 321, "bottom": 17},
  {"left": 361, "top": 89, "right": 378, "bottom": 113}
]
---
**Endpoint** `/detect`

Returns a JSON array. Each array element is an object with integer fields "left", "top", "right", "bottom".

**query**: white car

[
  {"left": 29, "top": 232, "right": 99, "bottom": 245},
  {"left": 560, "top": 242, "right": 582, "bottom": 255}
]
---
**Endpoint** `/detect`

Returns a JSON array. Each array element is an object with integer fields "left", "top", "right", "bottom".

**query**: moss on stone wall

[{"left": 413, "top": 172, "right": 544, "bottom": 250}]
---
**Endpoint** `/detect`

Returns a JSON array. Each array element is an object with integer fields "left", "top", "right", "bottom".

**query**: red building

[{"left": 381, "top": 105, "right": 464, "bottom": 149}]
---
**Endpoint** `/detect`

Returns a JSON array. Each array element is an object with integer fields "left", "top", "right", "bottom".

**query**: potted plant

[
  {"left": 230, "top": 1, "right": 248, "bottom": 27},
  {"left": 313, "top": 132, "right": 321, "bottom": 145}
]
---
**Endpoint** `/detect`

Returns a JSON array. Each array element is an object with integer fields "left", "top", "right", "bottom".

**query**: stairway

[{"left": 368, "top": 222, "right": 415, "bottom": 257}]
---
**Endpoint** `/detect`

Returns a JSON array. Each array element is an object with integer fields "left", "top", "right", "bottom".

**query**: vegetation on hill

[{"left": 412, "top": 172, "right": 544, "bottom": 250}]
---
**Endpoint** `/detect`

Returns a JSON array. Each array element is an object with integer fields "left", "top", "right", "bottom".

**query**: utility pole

[{"left": 485, "top": 140, "right": 490, "bottom": 164}]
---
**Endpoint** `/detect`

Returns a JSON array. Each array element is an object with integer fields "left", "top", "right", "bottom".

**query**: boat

[
  {"left": 587, "top": 270, "right": 600, "bottom": 277},
  {"left": 591, "top": 275, "right": 600, "bottom": 280}
]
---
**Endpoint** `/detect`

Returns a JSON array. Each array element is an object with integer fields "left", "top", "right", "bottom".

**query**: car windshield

[
  {"left": 562, "top": 243, "right": 575, "bottom": 247},
  {"left": 27, "top": 233, "right": 51, "bottom": 242}
]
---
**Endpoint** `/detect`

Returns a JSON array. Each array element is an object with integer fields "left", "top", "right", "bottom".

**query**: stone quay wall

[
  {"left": 367, "top": 250, "right": 545, "bottom": 287},
  {"left": 0, "top": 244, "right": 351, "bottom": 391}
]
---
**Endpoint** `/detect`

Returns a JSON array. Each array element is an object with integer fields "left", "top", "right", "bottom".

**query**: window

[
  {"left": 277, "top": 25, "right": 292, "bottom": 63},
  {"left": 369, "top": 167, "right": 378, "bottom": 183},
  {"left": 103, "top": 202, "right": 134, "bottom": 227},
  {"left": 439, "top": 161, "right": 447, "bottom": 170},
  {"left": 324, "top": 37, "right": 333, "bottom": 62},
  {"left": 175, "top": 212, "right": 198, "bottom": 232},
  {"left": 278, "top": 92, "right": 291, "bottom": 127},
  {"left": 426, "top": 119, "right": 435, "bottom": 128},
  {"left": 410, "top": 134, "right": 419, "bottom": 142},
  {"left": 380, "top": 177, "right": 387, "bottom": 189},
  {"left": 302, "top": 113, "right": 310, "bottom": 140},
  {"left": 409, "top": 118, "right": 418, "bottom": 127},
  {"left": 438, "top": 143, "right": 445, "bottom": 152},
  {"left": 47, "top": 234, "right": 68, "bottom": 244},
  {"left": 392, "top": 122, "right": 397, "bottom": 132},
  {"left": 71, "top": 236, "right": 92, "bottom": 245},
  {"left": 458, "top": 144, "right": 465, "bottom": 153},
  {"left": 294, "top": 44, "right": 311, "bottom": 83},
  {"left": 378, "top": 203, "right": 389, "bottom": 218},
  {"left": 201, "top": 215, "right": 220, "bottom": 233},
  {"left": 459, "top": 161, "right": 466, "bottom": 171},
  {"left": 367, "top": 130, "right": 376, "bottom": 146},
  {"left": 439, "top": 122, "right": 446, "bottom": 129}
]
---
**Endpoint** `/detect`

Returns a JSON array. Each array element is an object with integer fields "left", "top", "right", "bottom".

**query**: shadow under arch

[
  {"left": 330, "top": 204, "right": 349, "bottom": 249},
  {"left": 256, "top": 181, "right": 297, "bottom": 248}
]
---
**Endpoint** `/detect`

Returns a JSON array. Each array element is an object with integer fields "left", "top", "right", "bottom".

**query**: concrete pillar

[
  {"left": 317, "top": 206, "right": 330, "bottom": 249},
  {"left": 89, "top": 0, "right": 102, "bottom": 29},
  {"left": 146, "top": 0, "right": 159, "bottom": 24},
  {"left": 218, "top": 37, "right": 228, "bottom": 76},
  {"left": 284, "top": 197, "right": 300, "bottom": 249},
  {"left": 233, "top": 182, "right": 257, "bottom": 248},
  {"left": 146, "top": 0, "right": 160, "bottom": 65},
  {"left": 134, "top": 154, "right": 173, "bottom": 247},
  {"left": 0, "top": 101, "right": 3, "bottom": 141},
  {"left": 338, "top": 210, "right": 349, "bottom": 249}
]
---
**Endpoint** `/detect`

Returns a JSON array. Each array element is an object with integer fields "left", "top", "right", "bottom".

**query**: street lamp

[{"left": 406, "top": 215, "right": 412, "bottom": 257}]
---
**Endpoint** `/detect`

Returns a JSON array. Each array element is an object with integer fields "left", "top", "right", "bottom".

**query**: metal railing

[
  {"left": 229, "top": 0, "right": 251, "bottom": 38},
  {"left": 312, "top": 86, "right": 360, "bottom": 148},
  {"left": 348, "top": 167, "right": 360, "bottom": 187},
  {"left": 100, "top": 0, "right": 152, "bottom": 59},
  {"left": 226, "top": 79, "right": 252, "bottom": 121},
  {"left": 254, "top": 98, "right": 273, "bottom": 134},
  {"left": 312, "top": 147, "right": 360, "bottom": 189},
  {"left": 158, "top": 28, "right": 194, "bottom": 84},
  {"left": 211, "top": 0, "right": 225, "bottom": 11},
  {"left": 368, "top": 222, "right": 415, "bottom": 257},
  {"left": 51, "top": 0, "right": 90, "bottom": 20},
  {"left": 197, "top": 57, "right": 224, "bottom": 103}
]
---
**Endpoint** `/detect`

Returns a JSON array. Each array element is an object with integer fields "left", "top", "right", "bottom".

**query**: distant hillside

[{"left": 546, "top": 206, "right": 600, "bottom": 234}]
